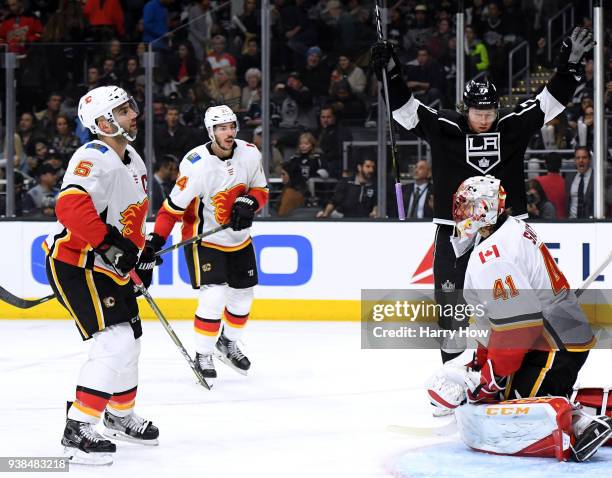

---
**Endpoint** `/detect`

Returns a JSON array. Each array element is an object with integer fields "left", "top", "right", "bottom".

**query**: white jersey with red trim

[
  {"left": 162, "top": 138, "right": 268, "bottom": 249},
  {"left": 463, "top": 216, "right": 594, "bottom": 351},
  {"left": 44, "top": 140, "right": 148, "bottom": 282}
]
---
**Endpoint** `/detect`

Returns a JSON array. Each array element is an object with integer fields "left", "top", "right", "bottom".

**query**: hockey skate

[
  {"left": 195, "top": 352, "right": 217, "bottom": 378},
  {"left": 572, "top": 414, "right": 612, "bottom": 462},
  {"left": 61, "top": 418, "right": 116, "bottom": 466},
  {"left": 214, "top": 332, "right": 251, "bottom": 375},
  {"left": 103, "top": 410, "right": 159, "bottom": 446}
]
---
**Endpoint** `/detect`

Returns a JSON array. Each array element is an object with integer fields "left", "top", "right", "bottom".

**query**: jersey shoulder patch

[
  {"left": 85, "top": 142, "right": 109, "bottom": 153},
  {"left": 186, "top": 151, "right": 202, "bottom": 164},
  {"left": 478, "top": 244, "right": 501, "bottom": 264}
]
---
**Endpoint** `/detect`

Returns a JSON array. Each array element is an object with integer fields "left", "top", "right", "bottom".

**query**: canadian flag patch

[{"left": 479, "top": 244, "right": 500, "bottom": 264}]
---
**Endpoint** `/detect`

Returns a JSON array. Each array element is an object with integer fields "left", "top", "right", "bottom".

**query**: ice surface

[{"left": 0, "top": 320, "right": 609, "bottom": 477}]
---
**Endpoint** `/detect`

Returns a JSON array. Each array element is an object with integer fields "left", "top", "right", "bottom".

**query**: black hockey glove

[
  {"left": 369, "top": 40, "right": 401, "bottom": 82},
  {"left": 230, "top": 195, "right": 259, "bottom": 231},
  {"left": 95, "top": 225, "right": 139, "bottom": 275},
  {"left": 133, "top": 233, "right": 166, "bottom": 293},
  {"left": 556, "top": 27, "right": 596, "bottom": 76}
]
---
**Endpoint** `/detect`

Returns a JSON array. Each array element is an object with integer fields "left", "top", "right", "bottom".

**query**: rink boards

[{"left": 0, "top": 220, "right": 611, "bottom": 322}]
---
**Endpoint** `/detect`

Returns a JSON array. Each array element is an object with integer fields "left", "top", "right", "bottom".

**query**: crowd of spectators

[{"left": 0, "top": 0, "right": 611, "bottom": 219}]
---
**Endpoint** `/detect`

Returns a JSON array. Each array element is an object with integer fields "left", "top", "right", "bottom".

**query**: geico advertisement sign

[{"left": 0, "top": 221, "right": 609, "bottom": 300}]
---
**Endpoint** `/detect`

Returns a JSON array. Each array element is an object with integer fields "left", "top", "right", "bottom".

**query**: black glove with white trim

[
  {"left": 556, "top": 27, "right": 596, "bottom": 76},
  {"left": 95, "top": 225, "right": 139, "bottom": 275},
  {"left": 134, "top": 233, "right": 165, "bottom": 292},
  {"left": 230, "top": 195, "right": 259, "bottom": 231},
  {"left": 369, "top": 40, "right": 401, "bottom": 82}
]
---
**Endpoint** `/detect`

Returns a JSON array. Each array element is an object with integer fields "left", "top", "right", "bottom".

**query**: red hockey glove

[{"left": 467, "top": 359, "right": 506, "bottom": 404}]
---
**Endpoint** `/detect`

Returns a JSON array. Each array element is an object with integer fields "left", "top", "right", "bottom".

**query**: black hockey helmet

[{"left": 463, "top": 79, "right": 499, "bottom": 110}]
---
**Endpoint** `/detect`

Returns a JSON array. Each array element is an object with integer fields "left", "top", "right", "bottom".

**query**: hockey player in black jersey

[{"left": 370, "top": 27, "right": 595, "bottom": 364}]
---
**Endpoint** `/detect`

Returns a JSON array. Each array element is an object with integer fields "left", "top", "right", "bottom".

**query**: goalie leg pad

[{"left": 455, "top": 397, "right": 575, "bottom": 461}]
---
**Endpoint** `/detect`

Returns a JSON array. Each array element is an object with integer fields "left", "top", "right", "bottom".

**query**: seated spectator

[
  {"left": 169, "top": 43, "right": 199, "bottom": 93},
  {"left": 24, "top": 140, "right": 50, "bottom": 178},
  {"left": 329, "top": 53, "right": 366, "bottom": 96},
  {"left": 154, "top": 105, "right": 200, "bottom": 160},
  {"left": 428, "top": 17, "right": 454, "bottom": 60},
  {"left": 289, "top": 132, "right": 328, "bottom": 182},
  {"left": 17, "top": 112, "right": 42, "bottom": 165},
  {"left": 566, "top": 146, "right": 594, "bottom": 219},
  {"left": 279, "top": 0, "right": 317, "bottom": 69},
  {"left": 213, "top": 66, "right": 242, "bottom": 112},
  {"left": 387, "top": 8, "right": 405, "bottom": 47},
  {"left": 572, "top": 59, "right": 594, "bottom": 104},
  {"left": 526, "top": 179, "right": 556, "bottom": 219},
  {"left": 464, "top": 25, "right": 489, "bottom": 78},
  {"left": 0, "top": 0, "right": 43, "bottom": 57},
  {"left": 83, "top": 0, "right": 125, "bottom": 41},
  {"left": 530, "top": 113, "right": 572, "bottom": 151},
  {"left": 51, "top": 113, "right": 81, "bottom": 164},
  {"left": 121, "top": 56, "right": 141, "bottom": 93},
  {"left": 99, "top": 58, "right": 120, "bottom": 86},
  {"left": 273, "top": 71, "right": 317, "bottom": 130},
  {"left": 105, "top": 39, "right": 127, "bottom": 74},
  {"left": 35, "top": 92, "right": 63, "bottom": 141},
  {"left": 152, "top": 154, "right": 179, "bottom": 211},
  {"left": 237, "top": 38, "right": 261, "bottom": 84},
  {"left": 316, "top": 105, "right": 352, "bottom": 178},
  {"left": 300, "top": 46, "right": 332, "bottom": 100},
  {"left": 44, "top": 148, "right": 66, "bottom": 181},
  {"left": 404, "top": 47, "right": 447, "bottom": 106},
  {"left": 207, "top": 34, "right": 237, "bottom": 72},
  {"left": 402, "top": 4, "right": 432, "bottom": 59},
  {"left": 317, "top": 157, "right": 377, "bottom": 218},
  {"left": 22, "top": 163, "right": 59, "bottom": 218},
  {"left": 535, "top": 153, "right": 566, "bottom": 219},
  {"left": 78, "top": 66, "right": 103, "bottom": 98},
  {"left": 329, "top": 79, "right": 366, "bottom": 122},
  {"left": 480, "top": 1, "right": 509, "bottom": 85},
  {"left": 240, "top": 68, "right": 262, "bottom": 125},
  {"left": 567, "top": 96, "right": 593, "bottom": 128},
  {"left": 194, "top": 61, "right": 218, "bottom": 104},
  {"left": 252, "top": 126, "right": 284, "bottom": 177},
  {"left": 277, "top": 161, "right": 307, "bottom": 217}
]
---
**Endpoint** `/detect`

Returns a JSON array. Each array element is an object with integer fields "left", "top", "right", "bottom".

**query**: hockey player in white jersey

[
  {"left": 148, "top": 105, "right": 269, "bottom": 379},
  {"left": 44, "top": 86, "right": 160, "bottom": 465},
  {"left": 427, "top": 175, "right": 611, "bottom": 462}
]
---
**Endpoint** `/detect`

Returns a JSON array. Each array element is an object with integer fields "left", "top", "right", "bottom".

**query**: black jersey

[{"left": 387, "top": 73, "right": 579, "bottom": 224}]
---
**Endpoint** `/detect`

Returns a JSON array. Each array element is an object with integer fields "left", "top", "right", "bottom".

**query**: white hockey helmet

[
  {"left": 78, "top": 86, "right": 139, "bottom": 141},
  {"left": 452, "top": 175, "right": 507, "bottom": 238},
  {"left": 204, "top": 105, "right": 239, "bottom": 143}
]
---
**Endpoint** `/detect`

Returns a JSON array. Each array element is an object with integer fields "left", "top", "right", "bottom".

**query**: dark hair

[
  {"left": 575, "top": 146, "right": 591, "bottom": 157},
  {"left": 154, "top": 154, "right": 178, "bottom": 172},
  {"left": 527, "top": 179, "right": 548, "bottom": 204},
  {"left": 281, "top": 161, "right": 306, "bottom": 190},
  {"left": 357, "top": 157, "right": 376, "bottom": 167},
  {"left": 545, "top": 152, "right": 562, "bottom": 173}
]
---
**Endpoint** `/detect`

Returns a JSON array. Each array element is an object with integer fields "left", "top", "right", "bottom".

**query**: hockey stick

[
  {"left": 0, "top": 224, "right": 230, "bottom": 310},
  {"left": 129, "top": 270, "right": 212, "bottom": 390},
  {"left": 374, "top": 0, "right": 405, "bottom": 220},
  {"left": 576, "top": 248, "right": 612, "bottom": 298},
  {"left": 0, "top": 286, "right": 55, "bottom": 309},
  {"left": 155, "top": 224, "right": 229, "bottom": 257},
  {"left": 388, "top": 417, "right": 458, "bottom": 437}
]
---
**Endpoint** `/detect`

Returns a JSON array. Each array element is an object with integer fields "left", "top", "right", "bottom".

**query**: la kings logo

[{"left": 465, "top": 132, "right": 501, "bottom": 174}]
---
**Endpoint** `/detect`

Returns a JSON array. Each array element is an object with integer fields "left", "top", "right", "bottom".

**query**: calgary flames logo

[
  {"left": 119, "top": 199, "right": 149, "bottom": 248},
  {"left": 211, "top": 184, "right": 247, "bottom": 224}
]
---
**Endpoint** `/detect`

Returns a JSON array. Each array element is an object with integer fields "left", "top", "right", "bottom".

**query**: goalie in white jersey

[
  {"left": 44, "top": 86, "right": 160, "bottom": 465},
  {"left": 427, "top": 175, "right": 611, "bottom": 462},
  {"left": 149, "top": 105, "right": 269, "bottom": 378}
]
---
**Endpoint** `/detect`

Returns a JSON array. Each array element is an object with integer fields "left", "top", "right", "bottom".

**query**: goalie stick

[{"left": 0, "top": 224, "right": 230, "bottom": 309}]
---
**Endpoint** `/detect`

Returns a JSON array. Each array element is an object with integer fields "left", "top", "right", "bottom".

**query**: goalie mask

[
  {"left": 78, "top": 86, "right": 139, "bottom": 141},
  {"left": 453, "top": 175, "right": 506, "bottom": 239},
  {"left": 204, "top": 105, "right": 239, "bottom": 144}
]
